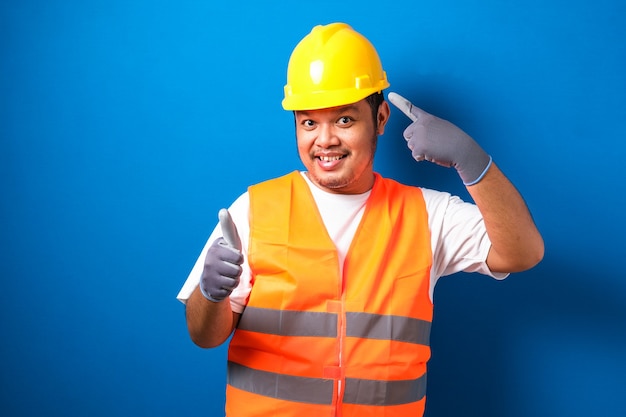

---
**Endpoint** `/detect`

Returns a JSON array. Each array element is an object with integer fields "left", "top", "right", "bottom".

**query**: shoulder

[
  {"left": 420, "top": 187, "right": 453, "bottom": 205},
  {"left": 249, "top": 171, "right": 301, "bottom": 192},
  {"left": 377, "top": 176, "right": 480, "bottom": 220},
  {"left": 420, "top": 187, "right": 482, "bottom": 229},
  {"left": 373, "top": 174, "right": 423, "bottom": 197}
]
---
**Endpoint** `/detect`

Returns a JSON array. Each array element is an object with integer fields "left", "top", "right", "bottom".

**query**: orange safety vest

[{"left": 226, "top": 171, "right": 433, "bottom": 417}]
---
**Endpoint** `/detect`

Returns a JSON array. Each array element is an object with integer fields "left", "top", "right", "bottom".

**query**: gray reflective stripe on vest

[
  {"left": 228, "top": 361, "right": 334, "bottom": 405},
  {"left": 238, "top": 307, "right": 338, "bottom": 337},
  {"left": 239, "top": 307, "right": 431, "bottom": 345},
  {"left": 346, "top": 312, "right": 431, "bottom": 345},
  {"left": 228, "top": 361, "right": 427, "bottom": 406},
  {"left": 344, "top": 373, "right": 427, "bottom": 405}
]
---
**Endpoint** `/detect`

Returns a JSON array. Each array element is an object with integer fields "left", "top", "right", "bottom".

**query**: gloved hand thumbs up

[{"left": 199, "top": 209, "right": 243, "bottom": 303}]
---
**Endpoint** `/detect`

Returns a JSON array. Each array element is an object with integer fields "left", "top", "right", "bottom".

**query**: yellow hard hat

[{"left": 282, "top": 23, "right": 390, "bottom": 111}]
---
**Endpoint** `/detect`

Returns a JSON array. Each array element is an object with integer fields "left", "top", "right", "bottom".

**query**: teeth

[{"left": 320, "top": 155, "right": 342, "bottom": 162}]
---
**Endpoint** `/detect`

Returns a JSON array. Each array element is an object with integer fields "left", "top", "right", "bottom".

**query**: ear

[{"left": 376, "top": 101, "right": 391, "bottom": 135}]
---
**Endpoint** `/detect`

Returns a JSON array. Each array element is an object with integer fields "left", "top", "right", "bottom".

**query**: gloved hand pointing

[
  {"left": 388, "top": 92, "right": 492, "bottom": 185},
  {"left": 199, "top": 209, "right": 243, "bottom": 303}
]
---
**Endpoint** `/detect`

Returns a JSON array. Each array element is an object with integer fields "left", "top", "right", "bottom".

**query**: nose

[{"left": 315, "top": 123, "right": 340, "bottom": 148}]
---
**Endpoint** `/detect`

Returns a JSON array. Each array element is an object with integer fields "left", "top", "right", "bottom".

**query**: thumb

[
  {"left": 218, "top": 208, "right": 242, "bottom": 251},
  {"left": 388, "top": 92, "right": 420, "bottom": 122}
]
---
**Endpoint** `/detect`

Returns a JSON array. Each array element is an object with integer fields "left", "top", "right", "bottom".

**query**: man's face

[{"left": 295, "top": 98, "right": 390, "bottom": 194}]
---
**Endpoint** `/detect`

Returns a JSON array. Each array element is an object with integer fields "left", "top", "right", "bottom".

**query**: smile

[{"left": 318, "top": 155, "right": 345, "bottom": 162}]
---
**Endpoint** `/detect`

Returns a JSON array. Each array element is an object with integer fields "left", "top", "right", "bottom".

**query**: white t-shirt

[{"left": 177, "top": 172, "right": 507, "bottom": 312}]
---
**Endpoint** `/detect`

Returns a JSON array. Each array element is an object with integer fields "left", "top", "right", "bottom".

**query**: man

[{"left": 177, "top": 22, "right": 543, "bottom": 417}]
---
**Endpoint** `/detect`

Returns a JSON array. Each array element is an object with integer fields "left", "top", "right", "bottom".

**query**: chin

[{"left": 312, "top": 172, "right": 351, "bottom": 190}]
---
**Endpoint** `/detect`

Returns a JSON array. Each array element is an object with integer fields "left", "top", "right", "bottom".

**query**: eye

[
  {"left": 337, "top": 116, "right": 353, "bottom": 126},
  {"left": 301, "top": 119, "right": 316, "bottom": 129}
]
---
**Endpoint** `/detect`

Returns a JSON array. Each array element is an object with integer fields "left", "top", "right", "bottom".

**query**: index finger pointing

[{"left": 388, "top": 92, "right": 419, "bottom": 122}]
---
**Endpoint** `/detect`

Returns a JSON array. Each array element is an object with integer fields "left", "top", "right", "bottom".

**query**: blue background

[{"left": 2, "top": 0, "right": 625, "bottom": 416}]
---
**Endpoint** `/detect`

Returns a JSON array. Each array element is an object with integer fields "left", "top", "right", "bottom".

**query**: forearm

[
  {"left": 185, "top": 286, "right": 237, "bottom": 348},
  {"left": 467, "top": 163, "right": 544, "bottom": 273}
]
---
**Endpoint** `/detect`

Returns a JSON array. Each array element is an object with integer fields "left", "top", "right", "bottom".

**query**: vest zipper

[
  {"left": 335, "top": 264, "right": 347, "bottom": 417},
  {"left": 336, "top": 310, "right": 345, "bottom": 417}
]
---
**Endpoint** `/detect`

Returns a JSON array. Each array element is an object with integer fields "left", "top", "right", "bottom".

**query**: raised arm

[
  {"left": 388, "top": 92, "right": 544, "bottom": 273},
  {"left": 466, "top": 163, "right": 543, "bottom": 272}
]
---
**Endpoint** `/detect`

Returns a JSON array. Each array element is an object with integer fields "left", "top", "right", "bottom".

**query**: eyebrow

[{"left": 297, "top": 104, "right": 360, "bottom": 118}]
